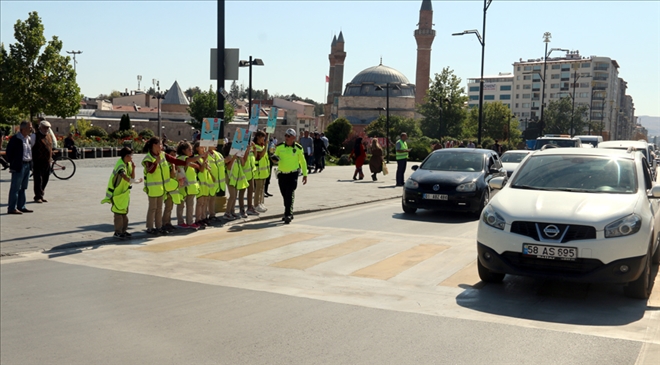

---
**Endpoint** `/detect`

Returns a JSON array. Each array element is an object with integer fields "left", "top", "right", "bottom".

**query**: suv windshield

[
  {"left": 512, "top": 155, "right": 636, "bottom": 193},
  {"left": 535, "top": 139, "right": 578, "bottom": 149},
  {"left": 501, "top": 152, "right": 529, "bottom": 163},
  {"left": 421, "top": 152, "right": 484, "bottom": 172}
]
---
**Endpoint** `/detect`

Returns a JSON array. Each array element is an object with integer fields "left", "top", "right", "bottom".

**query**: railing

[{"left": 594, "top": 66, "right": 608, "bottom": 71}]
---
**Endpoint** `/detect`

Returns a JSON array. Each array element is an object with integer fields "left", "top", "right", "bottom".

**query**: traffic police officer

[{"left": 272, "top": 128, "right": 307, "bottom": 224}]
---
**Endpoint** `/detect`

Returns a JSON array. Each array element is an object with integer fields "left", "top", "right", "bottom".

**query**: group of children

[{"left": 102, "top": 131, "right": 272, "bottom": 239}]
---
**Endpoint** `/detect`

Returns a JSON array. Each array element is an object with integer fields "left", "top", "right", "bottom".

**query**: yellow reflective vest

[
  {"left": 178, "top": 155, "right": 199, "bottom": 197},
  {"left": 142, "top": 152, "right": 171, "bottom": 197},
  {"left": 242, "top": 149, "right": 256, "bottom": 181},
  {"left": 101, "top": 158, "right": 132, "bottom": 214},
  {"left": 254, "top": 144, "right": 270, "bottom": 179},
  {"left": 208, "top": 150, "right": 226, "bottom": 194},
  {"left": 228, "top": 158, "right": 249, "bottom": 190},
  {"left": 196, "top": 155, "right": 213, "bottom": 197}
]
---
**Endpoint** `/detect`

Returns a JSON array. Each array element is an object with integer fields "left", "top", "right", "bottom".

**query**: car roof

[
  {"left": 531, "top": 147, "right": 635, "bottom": 159},
  {"left": 502, "top": 150, "right": 531, "bottom": 154},
  {"left": 431, "top": 148, "right": 494, "bottom": 155},
  {"left": 598, "top": 140, "right": 649, "bottom": 149},
  {"left": 536, "top": 136, "right": 580, "bottom": 140}
]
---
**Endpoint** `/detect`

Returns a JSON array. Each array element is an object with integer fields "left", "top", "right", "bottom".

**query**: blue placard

[
  {"left": 266, "top": 106, "right": 278, "bottom": 134},
  {"left": 229, "top": 127, "right": 251, "bottom": 157},
  {"left": 200, "top": 118, "right": 222, "bottom": 147}
]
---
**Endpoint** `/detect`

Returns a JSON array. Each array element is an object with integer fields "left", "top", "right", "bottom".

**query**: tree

[
  {"left": 463, "top": 102, "right": 521, "bottom": 144},
  {"left": 418, "top": 67, "right": 468, "bottom": 140},
  {"left": 325, "top": 117, "right": 352, "bottom": 151},
  {"left": 186, "top": 85, "right": 234, "bottom": 131},
  {"left": 108, "top": 90, "right": 121, "bottom": 99},
  {"left": 230, "top": 81, "right": 240, "bottom": 99},
  {"left": 0, "top": 12, "right": 81, "bottom": 122},
  {"left": 544, "top": 97, "right": 588, "bottom": 135},
  {"left": 184, "top": 86, "right": 201, "bottom": 100},
  {"left": 365, "top": 115, "right": 422, "bottom": 139},
  {"left": 119, "top": 113, "right": 131, "bottom": 131}
]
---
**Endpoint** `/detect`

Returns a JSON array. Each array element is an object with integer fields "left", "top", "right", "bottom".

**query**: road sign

[{"left": 210, "top": 48, "right": 239, "bottom": 80}]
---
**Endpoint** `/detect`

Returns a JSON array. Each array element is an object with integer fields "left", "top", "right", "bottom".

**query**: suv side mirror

[
  {"left": 489, "top": 176, "right": 506, "bottom": 190},
  {"left": 650, "top": 185, "right": 660, "bottom": 198}
]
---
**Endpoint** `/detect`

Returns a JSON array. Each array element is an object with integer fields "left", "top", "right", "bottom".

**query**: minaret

[
  {"left": 414, "top": 0, "right": 435, "bottom": 105},
  {"left": 332, "top": 31, "right": 346, "bottom": 100},
  {"left": 327, "top": 35, "right": 337, "bottom": 104}
]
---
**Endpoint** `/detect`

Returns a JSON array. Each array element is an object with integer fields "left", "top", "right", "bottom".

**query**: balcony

[
  {"left": 593, "top": 85, "right": 607, "bottom": 90},
  {"left": 594, "top": 66, "right": 608, "bottom": 71},
  {"left": 593, "top": 76, "right": 607, "bottom": 81},
  {"left": 560, "top": 87, "right": 569, "bottom": 91}
]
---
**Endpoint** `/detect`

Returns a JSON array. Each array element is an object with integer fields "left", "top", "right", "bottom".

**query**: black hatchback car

[{"left": 402, "top": 149, "right": 506, "bottom": 217}]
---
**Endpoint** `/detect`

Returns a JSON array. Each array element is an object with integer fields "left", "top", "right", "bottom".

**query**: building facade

[{"left": 466, "top": 73, "right": 514, "bottom": 110}]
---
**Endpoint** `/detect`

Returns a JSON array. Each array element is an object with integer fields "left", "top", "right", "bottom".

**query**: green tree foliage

[
  {"left": 418, "top": 67, "right": 468, "bottom": 140},
  {"left": 138, "top": 129, "right": 154, "bottom": 139},
  {"left": 543, "top": 97, "right": 589, "bottom": 135},
  {"left": 0, "top": 12, "right": 81, "bottom": 121},
  {"left": 229, "top": 81, "right": 240, "bottom": 99},
  {"left": 184, "top": 86, "right": 202, "bottom": 100},
  {"left": 119, "top": 113, "right": 131, "bottom": 131},
  {"left": 464, "top": 102, "right": 522, "bottom": 146},
  {"left": 365, "top": 115, "right": 422, "bottom": 139},
  {"left": 186, "top": 86, "right": 234, "bottom": 131},
  {"left": 85, "top": 126, "right": 107, "bottom": 138},
  {"left": 325, "top": 117, "right": 352, "bottom": 153},
  {"left": 76, "top": 118, "right": 91, "bottom": 136}
]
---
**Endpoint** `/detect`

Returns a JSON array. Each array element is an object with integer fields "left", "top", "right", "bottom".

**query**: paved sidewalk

[{"left": 0, "top": 156, "right": 407, "bottom": 255}]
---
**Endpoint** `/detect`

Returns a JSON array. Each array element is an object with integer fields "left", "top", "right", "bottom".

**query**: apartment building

[
  {"left": 510, "top": 51, "right": 627, "bottom": 139},
  {"left": 466, "top": 73, "right": 514, "bottom": 110}
]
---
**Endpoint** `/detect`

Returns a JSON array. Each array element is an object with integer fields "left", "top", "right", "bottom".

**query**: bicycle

[{"left": 29, "top": 156, "right": 76, "bottom": 180}]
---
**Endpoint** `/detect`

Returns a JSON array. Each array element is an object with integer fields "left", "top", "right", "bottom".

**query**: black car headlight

[
  {"left": 605, "top": 214, "right": 641, "bottom": 238},
  {"left": 404, "top": 179, "right": 419, "bottom": 189},
  {"left": 482, "top": 205, "right": 506, "bottom": 230},
  {"left": 456, "top": 182, "right": 476, "bottom": 192}
]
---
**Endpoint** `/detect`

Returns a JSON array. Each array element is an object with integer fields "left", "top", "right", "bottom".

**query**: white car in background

[
  {"left": 500, "top": 150, "right": 532, "bottom": 177},
  {"left": 477, "top": 148, "right": 660, "bottom": 299},
  {"left": 598, "top": 140, "right": 657, "bottom": 180}
]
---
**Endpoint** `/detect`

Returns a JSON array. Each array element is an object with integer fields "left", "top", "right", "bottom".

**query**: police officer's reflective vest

[
  {"left": 274, "top": 142, "right": 307, "bottom": 175},
  {"left": 208, "top": 150, "right": 226, "bottom": 193},
  {"left": 178, "top": 155, "right": 199, "bottom": 197},
  {"left": 101, "top": 158, "right": 132, "bottom": 214},
  {"left": 142, "top": 152, "right": 170, "bottom": 197},
  {"left": 396, "top": 140, "right": 409, "bottom": 160},
  {"left": 229, "top": 158, "right": 249, "bottom": 190},
  {"left": 255, "top": 144, "right": 270, "bottom": 179}
]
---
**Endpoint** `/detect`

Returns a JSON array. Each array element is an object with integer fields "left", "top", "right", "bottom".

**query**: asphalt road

[{"left": 1, "top": 200, "right": 659, "bottom": 364}]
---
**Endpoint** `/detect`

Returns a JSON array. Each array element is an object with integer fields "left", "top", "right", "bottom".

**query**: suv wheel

[
  {"left": 402, "top": 202, "right": 417, "bottom": 214},
  {"left": 652, "top": 235, "right": 660, "bottom": 265},
  {"left": 624, "top": 249, "right": 652, "bottom": 299},
  {"left": 477, "top": 258, "right": 505, "bottom": 283}
]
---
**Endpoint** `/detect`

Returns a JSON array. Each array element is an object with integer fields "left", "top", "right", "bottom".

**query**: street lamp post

[
  {"left": 152, "top": 80, "right": 165, "bottom": 139},
  {"left": 570, "top": 64, "right": 581, "bottom": 137},
  {"left": 538, "top": 33, "right": 569, "bottom": 137},
  {"left": 238, "top": 56, "right": 265, "bottom": 120},
  {"left": 452, "top": 0, "right": 492, "bottom": 146},
  {"left": 67, "top": 50, "right": 82, "bottom": 131},
  {"left": 374, "top": 83, "right": 401, "bottom": 163}
]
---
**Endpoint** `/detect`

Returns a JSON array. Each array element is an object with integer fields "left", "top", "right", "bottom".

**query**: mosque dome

[{"left": 343, "top": 64, "right": 416, "bottom": 97}]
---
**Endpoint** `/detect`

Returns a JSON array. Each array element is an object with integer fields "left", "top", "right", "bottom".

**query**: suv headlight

[
  {"left": 456, "top": 182, "right": 476, "bottom": 192},
  {"left": 604, "top": 214, "right": 641, "bottom": 238},
  {"left": 482, "top": 205, "right": 506, "bottom": 230},
  {"left": 404, "top": 179, "right": 419, "bottom": 189}
]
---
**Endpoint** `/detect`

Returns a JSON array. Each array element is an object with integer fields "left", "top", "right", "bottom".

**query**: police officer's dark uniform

[{"left": 272, "top": 129, "right": 307, "bottom": 224}]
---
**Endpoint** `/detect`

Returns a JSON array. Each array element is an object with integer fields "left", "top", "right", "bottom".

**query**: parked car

[
  {"left": 534, "top": 136, "right": 582, "bottom": 150},
  {"left": 477, "top": 148, "right": 660, "bottom": 299},
  {"left": 500, "top": 150, "right": 532, "bottom": 177},
  {"left": 402, "top": 149, "right": 506, "bottom": 217},
  {"left": 598, "top": 140, "right": 657, "bottom": 180}
]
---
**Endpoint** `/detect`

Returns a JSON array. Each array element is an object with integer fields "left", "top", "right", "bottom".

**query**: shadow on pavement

[
  {"left": 228, "top": 221, "right": 283, "bottom": 231},
  {"left": 454, "top": 267, "right": 658, "bottom": 326},
  {"left": 391, "top": 210, "right": 476, "bottom": 224}
]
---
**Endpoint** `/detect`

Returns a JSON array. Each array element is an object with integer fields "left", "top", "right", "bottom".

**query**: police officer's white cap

[{"left": 285, "top": 128, "right": 297, "bottom": 137}]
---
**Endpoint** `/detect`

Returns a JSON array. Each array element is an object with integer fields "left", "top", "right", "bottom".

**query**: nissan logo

[
  {"left": 433, "top": 184, "right": 440, "bottom": 191},
  {"left": 543, "top": 225, "right": 561, "bottom": 238}
]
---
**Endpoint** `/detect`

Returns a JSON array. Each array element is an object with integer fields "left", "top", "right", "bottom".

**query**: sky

[{"left": 2, "top": 0, "right": 659, "bottom": 129}]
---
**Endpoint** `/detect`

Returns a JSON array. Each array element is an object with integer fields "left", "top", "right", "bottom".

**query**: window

[
  {"left": 522, "top": 112, "right": 530, "bottom": 117},
  {"left": 551, "top": 74, "right": 559, "bottom": 79},
  {"left": 469, "top": 86, "right": 480, "bottom": 92},
  {"left": 582, "top": 62, "right": 591, "bottom": 68},
  {"left": 580, "top": 72, "right": 591, "bottom": 77},
  {"left": 532, "top": 74, "right": 541, "bottom": 81},
  {"left": 549, "top": 93, "right": 555, "bottom": 98},
  {"left": 523, "top": 75, "right": 532, "bottom": 80},
  {"left": 532, "top": 82, "right": 541, "bottom": 89},
  {"left": 484, "top": 95, "right": 495, "bottom": 100},
  {"left": 516, "top": 76, "right": 520, "bottom": 80},
  {"left": 561, "top": 64, "right": 570, "bottom": 71},
  {"left": 523, "top": 94, "right": 531, "bottom": 99},
  {"left": 516, "top": 94, "right": 520, "bottom": 99},
  {"left": 551, "top": 83, "right": 559, "bottom": 89},
  {"left": 523, "top": 84, "right": 531, "bottom": 89},
  {"left": 532, "top": 102, "right": 540, "bottom": 107},
  {"left": 533, "top": 65, "right": 541, "bottom": 71},
  {"left": 578, "top": 92, "right": 589, "bottom": 98},
  {"left": 469, "top": 95, "right": 479, "bottom": 100},
  {"left": 517, "top": 66, "right": 521, "bottom": 71},
  {"left": 552, "top": 64, "right": 560, "bottom": 69},
  {"left": 500, "top": 85, "right": 511, "bottom": 91},
  {"left": 468, "top": 104, "right": 478, "bottom": 108},
  {"left": 506, "top": 104, "right": 510, "bottom": 109},
  {"left": 522, "top": 103, "right": 530, "bottom": 108},
  {"left": 500, "top": 94, "right": 511, "bottom": 100},
  {"left": 561, "top": 82, "right": 570, "bottom": 89},
  {"left": 523, "top": 66, "right": 532, "bottom": 71},
  {"left": 561, "top": 71, "right": 570, "bottom": 79},
  {"left": 515, "top": 103, "right": 519, "bottom": 108},
  {"left": 516, "top": 85, "right": 520, "bottom": 90}
]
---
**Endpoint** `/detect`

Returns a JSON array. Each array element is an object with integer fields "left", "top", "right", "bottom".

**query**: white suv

[{"left": 477, "top": 148, "right": 660, "bottom": 299}]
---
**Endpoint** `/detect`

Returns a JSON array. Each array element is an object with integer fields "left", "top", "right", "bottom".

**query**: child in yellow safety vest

[
  {"left": 240, "top": 141, "right": 259, "bottom": 218},
  {"left": 206, "top": 145, "right": 226, "bottom": 220},
  {"left": 252, "top": 130, "right": 269, "bottom": 213},
  {"left": 162, "top": 146, "right": 182, "bottom": 232},
  {"left": 193, "top": 141, "right": 213, "bottom": 228},
  {"left": 175, "top": 141, "right": 201, "bottom": 229},
  {"left": 222, "top": 142, "right": 249, "bottom": 220},
  {"left": 101, "top": 147, "right": 141, "bottom": 239}
]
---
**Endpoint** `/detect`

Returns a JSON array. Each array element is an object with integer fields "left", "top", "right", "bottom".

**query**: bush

[
  {"left": 337, "top": 154, "right": 352, "bottom": 166},
  {"left": 138, "top": 129, "right": 154, "bottom": 139},
  {"left": 110, "top": 129, "right": 138, "bottom": 140},
  {"left": 119, "top": 114, "right": 131, "bottom": 131},
  {"left": 85, "top": 126, "right": 108, "bottom": 138}
]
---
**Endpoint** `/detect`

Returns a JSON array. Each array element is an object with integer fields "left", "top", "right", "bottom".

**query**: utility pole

[{"left": 67, "top": 50, "right": 82, "bottom": 131}]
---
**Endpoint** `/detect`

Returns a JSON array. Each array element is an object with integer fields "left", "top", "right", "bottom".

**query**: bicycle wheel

[{"left": 51, "top": 157, "right": 76, "bottom": 180}]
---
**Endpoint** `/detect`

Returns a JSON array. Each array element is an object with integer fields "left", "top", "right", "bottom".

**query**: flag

[{"left": 325, "top": 75, "right": 330, "bottom": 83}]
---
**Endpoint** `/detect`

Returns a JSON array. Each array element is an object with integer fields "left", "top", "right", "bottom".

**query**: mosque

[{"left": 325, "top": 0, "right": 435, "bottom": 133}]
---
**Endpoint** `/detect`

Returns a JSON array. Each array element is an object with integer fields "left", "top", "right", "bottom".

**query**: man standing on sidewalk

[
  {"left": 272, "top": 129, "right": 307, "bottom": 224},
  {"left": 32, "top": 120, "right": 54, "bottom": 203},
  {"left": 5, "top": 122, "right": 34, "bottom": 214},
  {"left": 298, "top": 130, "right": 314, "bottom": 174},
  {"left": 395, "top": 133, "right": 411, "bottom": 186}
]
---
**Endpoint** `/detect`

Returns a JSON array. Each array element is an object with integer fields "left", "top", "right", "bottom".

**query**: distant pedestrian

[
  {"left": 0, "top": 130, "right": 9, "bottom": 170},
  {"left": 320, "top": 133, "right": 329, "bottom": 149},
  {"left": 5, "top": 121, "right": 34, "bottom": 214},
  {"left": 313, "top": 132, "right": 328, "bottom": 173},
  {"left": 32, "top": 120, "right": 54, "bottom": 203},
  {"left": 64, "top": 132, "right": 80, "bottom": 159},
  {"left": 369, "top": 138, "right": 383, "bottom": 181},
  {"left": 431, "top": 141, "right": 443, "bottom": 151},
  {"left": 349, "top": 137, "right": 367, "bottom": 180},
  {"left": 467, "top": 140, "right": 475, "bottom": 148},
  {"left": 299, "top": 130, "right": 314, "bottom": 174},
  {"left": 492, "top": 140, "right": 502, "bottom": 155},
  {"left": 101, "top": 147, "right": 141, "bottom": 239},
  {"left": 253, "top": 131, "right": 269, "bottom": 213},
  {"left": 272, "top": 128, "right": 307, "bottom": 224},
  {"left": 395, "top": 133, "right": 411, "bottom": 186}
]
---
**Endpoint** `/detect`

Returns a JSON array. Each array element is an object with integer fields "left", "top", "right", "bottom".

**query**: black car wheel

[
  {"left": 652, "top": 234, "right": 660, "bottom": 265},
  {"left": 624, "top": 248, "right": 652, "bottom": 299},
  {"left": 477, "top": 258, "right": 505, "bottom": 283},
  {"left": 402, "top": 202, "right": 417, "bottom": 214}
]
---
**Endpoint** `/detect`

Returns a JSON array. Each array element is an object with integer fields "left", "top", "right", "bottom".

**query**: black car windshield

[
  {"left": 512, "top": 155, "right": 637, "bottom": 193},
  {"left": 501, "top": 152, "right": 529, "bottom": 163},
  {"left": 421, "top": 152, "right": 484, "bottom": 172},
  {"left": 535, "top": 139, "right": 578, "bottom": 149}
]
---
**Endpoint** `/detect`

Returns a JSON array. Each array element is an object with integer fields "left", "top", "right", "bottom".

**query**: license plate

[
  {"left": 423, "top": 194, "right": 448, "bottom": 200},
  {"left": 523, "top": 243, "right": 577, "bottom": 261}
]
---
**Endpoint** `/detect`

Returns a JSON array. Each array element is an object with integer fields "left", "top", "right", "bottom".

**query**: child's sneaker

[
  {"left": 146, "top": 228, "right": 159, "bottom": 235},
  {"left": 189, "top": 223, "right": 200, "bottom": 230},
  {"left": 223, "top": 213, "right": 236, "bottom": 221},
  {"left": 246, "top": 208, "right": 259, "bottom": 216},
  {"left": 113, "top": 232, "right": 126, "bottom": 240},
  {"left": 255, "top": 204, "right": 267, "bottom": 213},
  {"left": 178, "top": 223, "right": 189, "bottom": 229},
  {"left": 240, "top": 210, "right": 248, "bottom": 218},
  {"left": 123, "top": 232, "right": 132, "bottom": 238}
]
